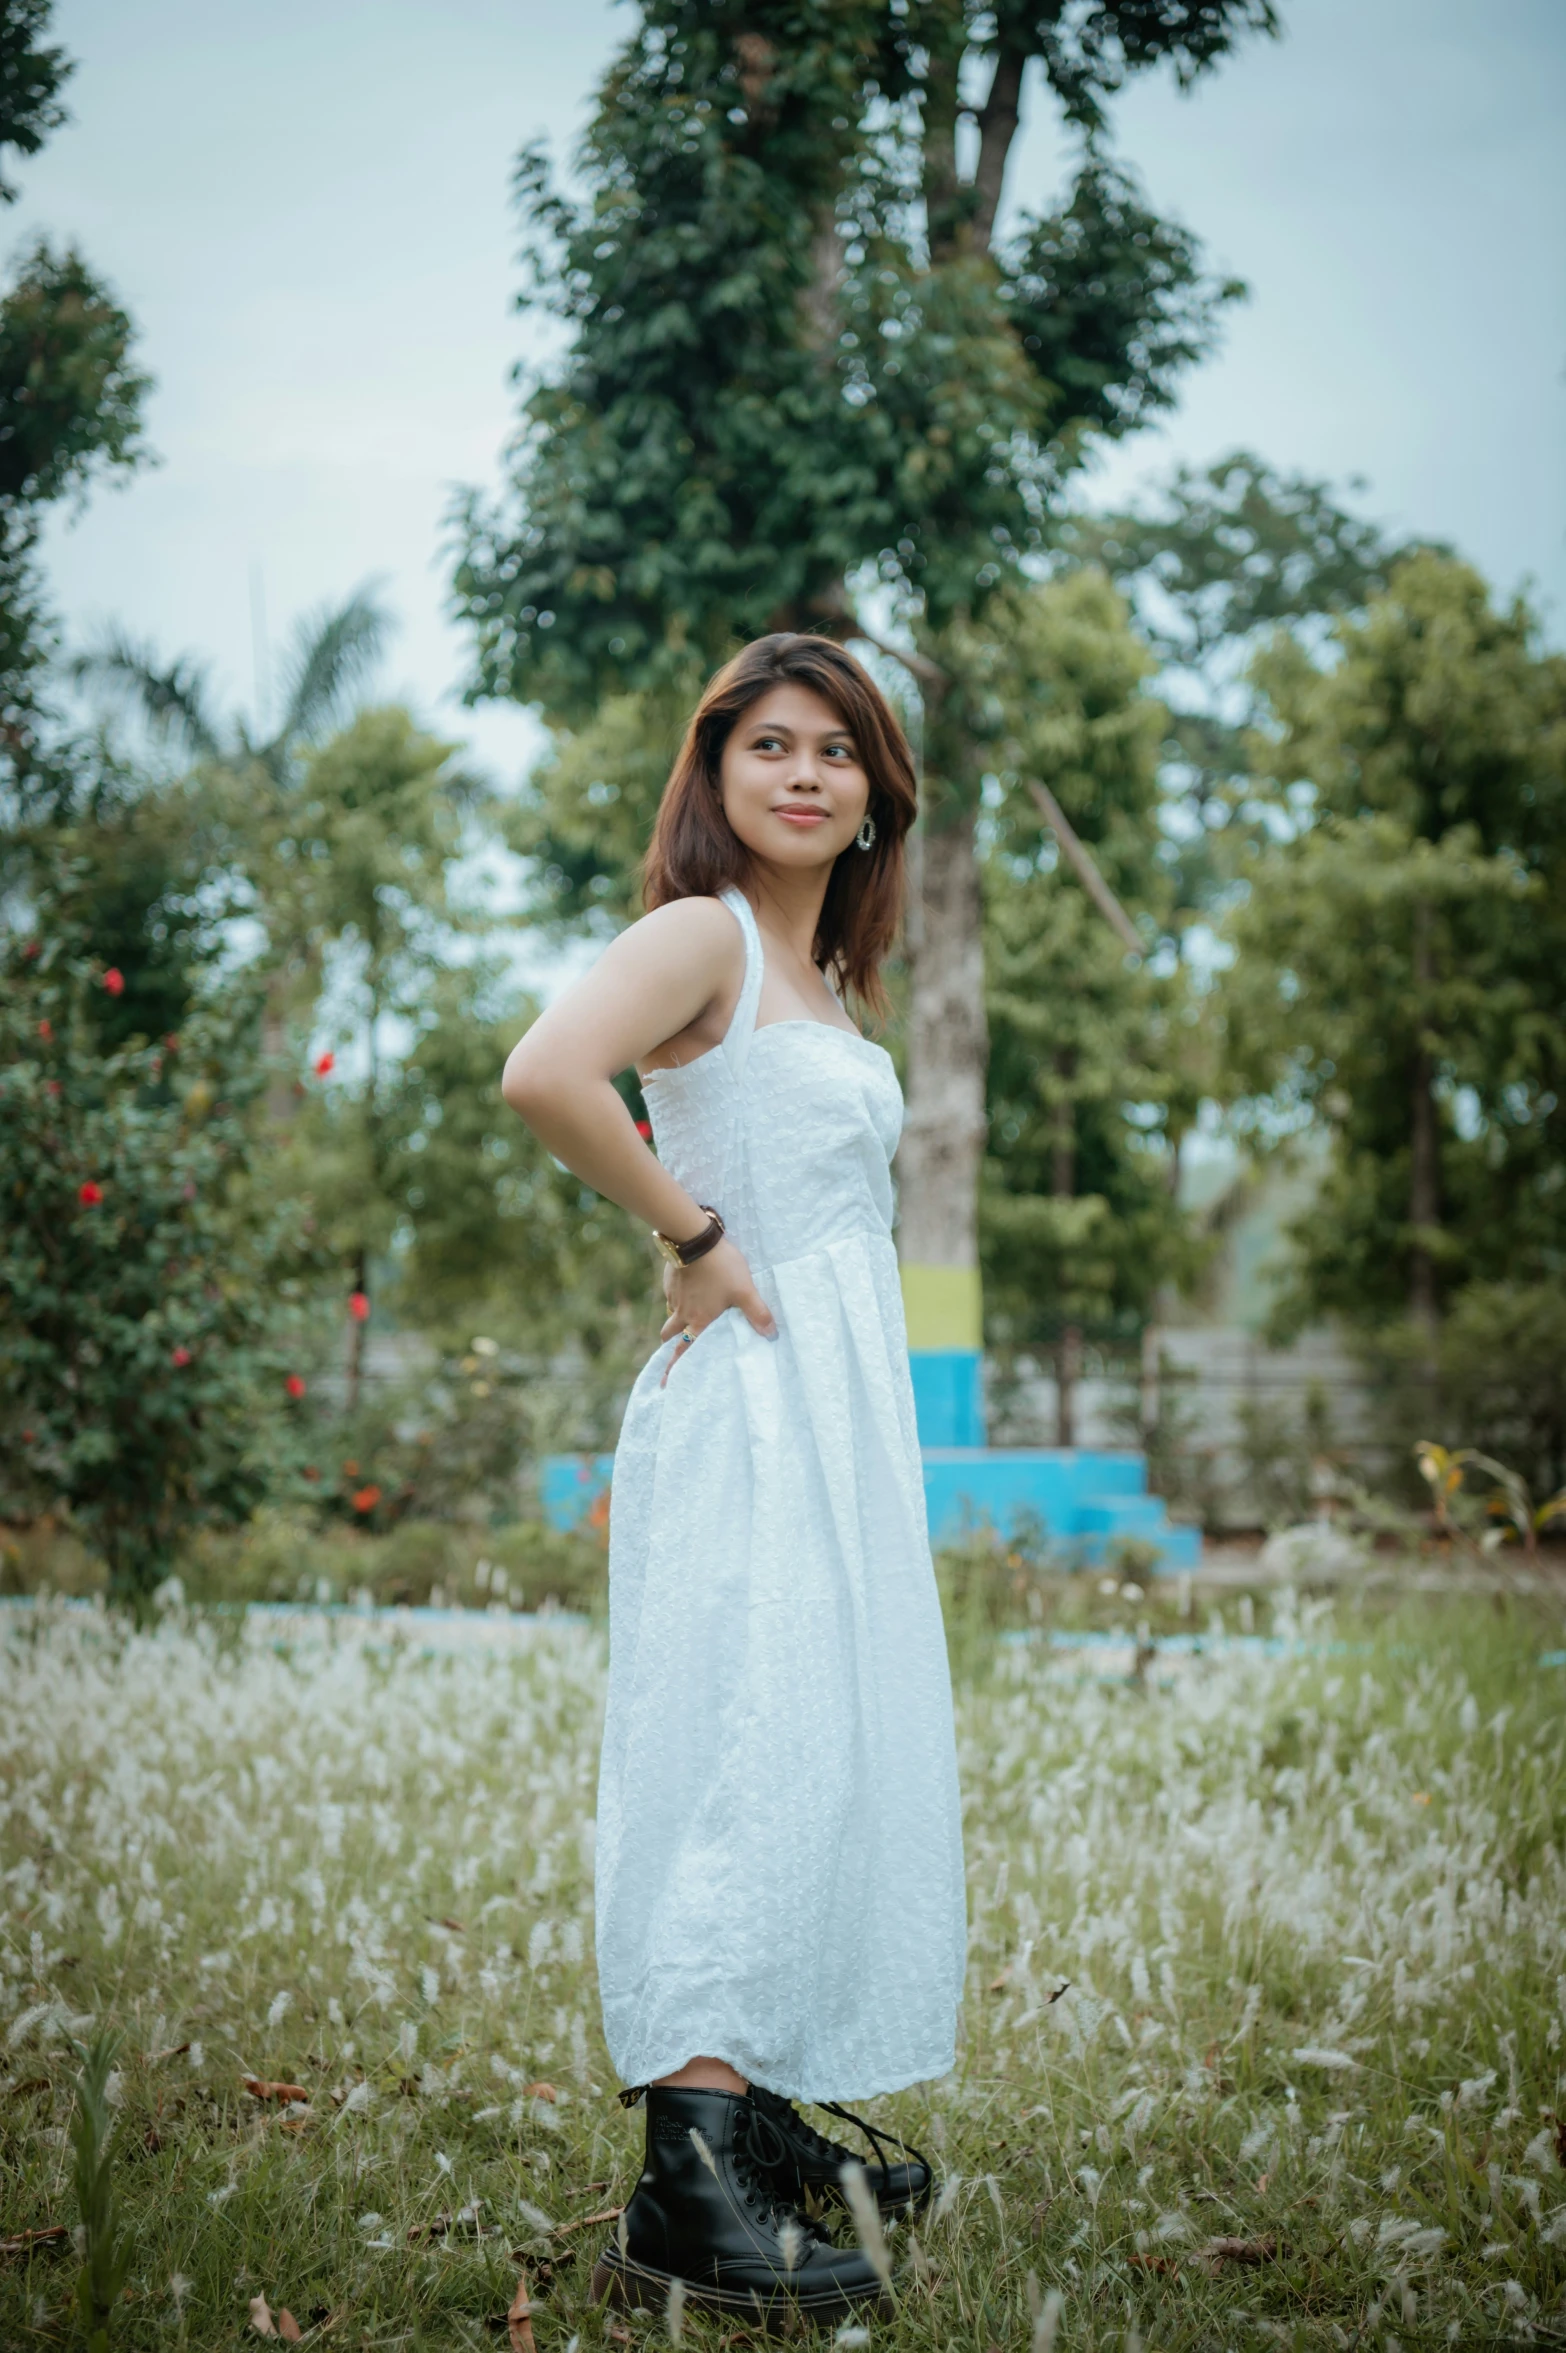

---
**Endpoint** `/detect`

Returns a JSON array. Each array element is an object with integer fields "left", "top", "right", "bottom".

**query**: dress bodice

[{"left": 640, "top": 889, "right": 903, "bottom": 1275}]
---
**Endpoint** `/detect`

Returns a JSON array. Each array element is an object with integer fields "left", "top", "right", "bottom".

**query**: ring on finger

[{"left": 680, "top": 1326, "right": 695, "bottom": 1344}]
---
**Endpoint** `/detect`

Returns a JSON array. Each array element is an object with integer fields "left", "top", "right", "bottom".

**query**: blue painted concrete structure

[
  {"left": 541, "top": 1441, "right": 1199, "bottom": 1573},
  {"left": 907, "top": 1348, "right": 986, "bottom": 1448},
  {"left": 920, "top": 1446, "right": 1200, "bottom": 1568}
]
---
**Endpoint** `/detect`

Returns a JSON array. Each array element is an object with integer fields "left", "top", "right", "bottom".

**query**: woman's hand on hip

[{"left": 659, "top": 1236, "right": 777, "bottom": 1372}]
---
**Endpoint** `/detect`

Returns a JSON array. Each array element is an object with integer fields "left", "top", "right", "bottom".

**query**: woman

[{"left": 502, "top": 634, "right": 966, "bottom": 2323}]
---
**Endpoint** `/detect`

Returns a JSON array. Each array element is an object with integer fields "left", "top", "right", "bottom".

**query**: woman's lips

[{"left": 773, "top": 806, "right": 829, "bottom": 826}]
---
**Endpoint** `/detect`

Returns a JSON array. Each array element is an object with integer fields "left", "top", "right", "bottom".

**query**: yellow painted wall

[{"left": 899, "top": 1262, "right": 982, "bottom": 1351}]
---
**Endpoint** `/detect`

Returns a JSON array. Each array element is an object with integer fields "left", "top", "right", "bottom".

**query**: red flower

[
  {"left": 171, "top": 1345, "right": 192, "bottom": 1368},
  {"left": 285, "top": 1373, "right": 307, "bottom": 1400},
  {"left": 23, "top": 940, "right": 39, "bottom": 959},
  {"left": 21, "top": 1430, "right": 33, "bottom": 1444},
  {"left": 635, "top": 1119, "right": 652, "bottom": 1140},
  {"left": 102, "top": 967, "right": 125, "bottom": 997},
  {"left": 164, "top": 1033, "right": 180, "bottom": 1052},
  {"left": 314, "top": 1050, "right": 335, "bottom": 1077},
  {"left": 46, "top": 1079, "right": 60, "bottom": 1098},
  {"left": 37, "top": 1018, "right": 51, "bottom": 1042},
  {"left": 348, "top": 1291, "right": 370, "bottom": 1322},
  {"left": 78, "top": 1180, "right": 103, "bottom": 1206},
  {"left": 351, "top": 1484, "right": 382, "bottom": 1514}
]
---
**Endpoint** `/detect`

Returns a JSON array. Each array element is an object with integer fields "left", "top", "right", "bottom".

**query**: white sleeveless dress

[{"left": 594, "top": 889, "right": 967, "bottom": 2103}]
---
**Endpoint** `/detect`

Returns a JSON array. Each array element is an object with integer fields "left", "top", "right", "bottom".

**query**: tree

[
  {"left": 0, "top": 1, "right": 151, "bottom": 812},
  {"left": 71, "top": 586, "right": 393, "bottom": 1105},
  {"left": 374, "top": 962, "right": 655, "bottom": 1431},
  {"left": 1217, "top": 552, "right": 1566, "bottom": 1341},
  {"left": 452, "top": 0, "right": 1278, "bottom": 1374},
  {"left": 274, "top": 707, "right": 491, "bottom": 1402},
  {"left": 0, "top": 890, "right": 318, "bottom": 1599},
  {"left": 961, "top": 569, "right": 1203, "bottom": 1431}
]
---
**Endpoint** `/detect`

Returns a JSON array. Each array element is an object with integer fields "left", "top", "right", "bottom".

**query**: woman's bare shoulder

[{"left": 615, "top": 894, "right": 743, "bottom": 975}]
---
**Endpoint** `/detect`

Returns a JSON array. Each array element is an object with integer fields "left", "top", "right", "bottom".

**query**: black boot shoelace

[
  {"left": 732, "top": 2104, "right": 831, "bottom": 2240},
  {"left": 752, "top": 2085, "right": 925, "bottom": 2187}
]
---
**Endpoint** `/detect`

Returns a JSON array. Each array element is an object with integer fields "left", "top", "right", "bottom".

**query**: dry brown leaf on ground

[
  {"left": 249, "top": 2294, "right": 275, "bottom": 2336},
  {"left": 1200, "top": 2234, "right": 1278, "bottom": 2268},
  {"left": 987, "top": 1967, "right": 1012, "bottom": 1992},
  {"left": 148, "top": 2041, "right": 191, "bottom": 2063},
  {"left": 278, "top": 2313, "right": 301, "bottom": 2344},
  {"left": 506, "top": 2274, "right": 536, "bottom": 2353},
  {"left": 525, "top": 2081, "right": 557, "bottom": 2102},
  {"left": 439, "top": 1915, "right": 466, "bottom": 1933},
  {"left": 0, "top": 2224, "right": 69, "bottom": 2256},
  {"left": 1127, "top": 2252, "right": 1180, "bottom": 2276},
  {"left": 242, "top": 2074, "right": 310, "bottom": 2103}
]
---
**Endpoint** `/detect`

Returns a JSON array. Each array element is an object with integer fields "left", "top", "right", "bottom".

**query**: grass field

[{"left": 3, "top": 1578, "right": 1564, "bottom": 2350}]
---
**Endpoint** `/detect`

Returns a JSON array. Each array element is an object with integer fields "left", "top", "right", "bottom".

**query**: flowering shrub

[{"left": 0, "top": 926, "right": 321, "bottom": 1599}]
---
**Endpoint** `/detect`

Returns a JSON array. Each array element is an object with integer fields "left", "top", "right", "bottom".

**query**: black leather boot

[
  {"left": 746, "top": 2084, "right": 933, "bottom": 2215},
  {"left": 591, "top": 2085, "right": 891, "bottom": 2321}
]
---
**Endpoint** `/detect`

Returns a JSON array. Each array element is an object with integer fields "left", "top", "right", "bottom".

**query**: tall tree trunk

[
  {"left": 890, "top": 42, "right": 1028, "bottom": 1396},
  {"left": 1050, "top": 1048, "right": 1077, "bottom": 1444},
  {"left": 900, "top": 810, "right": 988, "bottom": 1278},
  {"left": 1409, "top": 900, "right": 1440, "bottom": 1335},
  {"left": 1056, "top": 1325, "right": 1081, "bottom": 1450}
]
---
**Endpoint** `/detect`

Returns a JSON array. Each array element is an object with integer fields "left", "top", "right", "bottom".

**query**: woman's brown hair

[{"left": 642, "top": 634, "right": 917, "bottom": 1017}]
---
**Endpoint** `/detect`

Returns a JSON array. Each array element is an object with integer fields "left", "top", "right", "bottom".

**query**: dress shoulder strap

[{"left": 717, "top": 886, "right": 764, "bottom": 1077}]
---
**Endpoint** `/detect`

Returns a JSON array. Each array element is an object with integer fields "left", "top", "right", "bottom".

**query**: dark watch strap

[{"left": 667, "top": 1205, "right": 725, "bottom": 1266}]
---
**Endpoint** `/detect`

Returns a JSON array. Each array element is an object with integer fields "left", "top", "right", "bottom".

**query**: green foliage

[
  {"left": 958, "top": 572, "right": 1202, "bottom": 1342},
  {"left": 510, "top": 686, "right": 691, "bottom": 929},
  {"left": 1218, "top": 553, "right": 1566, "bottom": 1332},
  {"left": 0, "top": 905, "right": 319, "bottom": 1599},
  {"left": 13, "top": 764, "right": 230, "bottom": 1049},
  {"left": 0, "top": 1, "right": 72, "bottom": 202},
  {"left": 1357, "top": 1283, "right": 1566, "bottom": 1506},
  {"left": 453, "top": 0, "right": 1269, "bottom": 726},
  {"left": 370, "top": 967, "right": 654, "bottom": 1368},
  {"left": 0, "top": 7, "right": 151, "bottom": 808},
  {"left": 1063, "top": 448, "right": 1407, "bottom": 671},
  {"left": 68, "top": 2028, "right": 131, "bottom": 2353},
  {"left": 0, "top": 241, "right": 148, "bottom": 505}
]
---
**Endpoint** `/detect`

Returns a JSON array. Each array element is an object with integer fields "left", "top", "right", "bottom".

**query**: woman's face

[{"left": 717, "top": 683, "right": 871, "bottom": 873}]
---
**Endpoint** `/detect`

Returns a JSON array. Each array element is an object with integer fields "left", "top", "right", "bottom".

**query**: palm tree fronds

[
  {"left": 70, "top": 630, "right": 225, "bottom": 761},
  {"left": 274, "top": 583, "right": 394, "bottom": 748}
]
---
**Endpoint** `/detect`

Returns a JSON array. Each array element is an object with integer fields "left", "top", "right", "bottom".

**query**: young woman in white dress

[{"left": 502, "top": 635, "right": 966, "bottom": 2323}]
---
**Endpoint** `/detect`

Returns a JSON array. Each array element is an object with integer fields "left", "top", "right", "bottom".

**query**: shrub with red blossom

[
  {"left": 285, "top": 1373, "right": 307, "bottom": 1400},
  {"left": 1, "top": 924, "right": 324, "bottom": 1601},
  {"left": 347, "top": 1290, "right": 370, "bottom": 1322}
]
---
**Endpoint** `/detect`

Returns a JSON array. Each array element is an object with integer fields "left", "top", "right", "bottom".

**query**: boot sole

[{"left": 592, "top": 2251, "right": 892, "bottom": 2326}]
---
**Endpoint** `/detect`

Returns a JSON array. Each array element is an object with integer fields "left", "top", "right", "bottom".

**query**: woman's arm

[{"left": 501, "top": 898, "right": 777, "bottom": 1342}]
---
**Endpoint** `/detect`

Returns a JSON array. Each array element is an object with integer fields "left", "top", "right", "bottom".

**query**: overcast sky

[{"left": 14, "top": 0, "right": 1566, "bottom": 799}]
